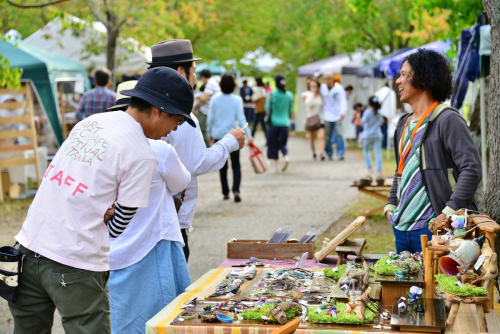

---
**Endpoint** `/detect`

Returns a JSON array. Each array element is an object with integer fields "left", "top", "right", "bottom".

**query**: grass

[{"left": 0, "top": 197, "right": 33, "bottom": 226}]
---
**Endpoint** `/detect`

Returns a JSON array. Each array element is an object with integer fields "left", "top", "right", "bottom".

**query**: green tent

[{"left": 0, "top": 40, "right": 90, "bottom": 146}]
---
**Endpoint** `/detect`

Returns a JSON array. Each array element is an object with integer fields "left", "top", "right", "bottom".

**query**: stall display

[
  {"left": 435, "top": 274, "right": 487, "bottom": 296},
  {"left": 307, "top": 300, "right": 377, "bottom": 325},
  {"left": 375, "top": 252, "right": 421, "bottom": 277}
]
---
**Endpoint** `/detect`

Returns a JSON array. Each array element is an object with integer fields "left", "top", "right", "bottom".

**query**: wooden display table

[
  {"left": 375, "top": 272, "right": 424, "bottom": 307},
  {"left": 349, "top": 182, "right": 391, "bottom": 217},
  {"left": 335, "top": 238, "right": 366, "bottom": 266},
  {"left": 445, "top": 293, "right": 489, "bottom": 332},
  {"left": 390, "top": 298, "right": 446, "bottom": 333}
]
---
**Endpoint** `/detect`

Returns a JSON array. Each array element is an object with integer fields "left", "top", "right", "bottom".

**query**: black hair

[
  {"left": 220, "top": 74, "right": 236, "bottom": 94},
  {"left": 199, "top": 84, "right": 206, "bottom": 92},
  {"left": 94, "top": 68, "right": 111, "bottom": 86},
  {"left": 368, "top": 96, "right": 381, "bottom": 115},
  {"left": 345, "top": 85, "right": 353, "bottom": 91},
  {"left": 150, "top": 62, "right": 193, "bottom": 81},
  {"left": 200, "top": 69, "right": 212, "bottom": 79},
  {"left": 242, "top": 80, "right": 248, "bottom": 85},
  {"left": 402, "top": 49, "right": 452, "bottom": 102},
  {"left": 275, "top": 74, "right": 286, "bottom": 92},
  {"left": 354, "top": 103, "right": 363, "bottom": 109},
  {"left": 130, "top": 96, "right": 153, "bottom": 114},
  {"left": 255, "top": 77, "right": 264, "bottom": 87}
]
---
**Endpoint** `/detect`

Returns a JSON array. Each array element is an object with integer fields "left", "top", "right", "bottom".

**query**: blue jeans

[
  {"left": 362, "top": 137, "right": 383, "bottom": 171},
  {"left": 324, "top": 121, "right": 345, "bottom": 157},
  {"left": 392, "top": 226, "right": 433, "bottom": 253}
]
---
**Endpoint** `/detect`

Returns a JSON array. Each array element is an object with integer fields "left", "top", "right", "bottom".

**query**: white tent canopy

[
  {"left": 24, "top": 15, "right": 151, "bottom": 76},
  {"left": 297, "top": 50, "right": 382, "bottom": 76}
]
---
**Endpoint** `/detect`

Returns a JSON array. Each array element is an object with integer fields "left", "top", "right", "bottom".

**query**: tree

[{"left": 481, "top": 0, "right": 500, "bottom": 223}]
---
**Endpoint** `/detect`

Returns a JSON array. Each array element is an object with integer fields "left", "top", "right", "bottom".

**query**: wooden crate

[{"left": 227, "top": 240, "right": 313, "bottom": 259}]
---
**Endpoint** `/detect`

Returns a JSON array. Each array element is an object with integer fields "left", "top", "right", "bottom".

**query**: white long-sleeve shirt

[
  {"left": 320, "top": 83, "right": 348, "bottom": 122},
  {"left": 165, "top": 113, "right": 239, "bottom": 229},
  {"left": 109, "top": 139, "right": 191, "bottom": 270},
  {"left": 375, "top": 86, "right": 397, "bottom": 120}
]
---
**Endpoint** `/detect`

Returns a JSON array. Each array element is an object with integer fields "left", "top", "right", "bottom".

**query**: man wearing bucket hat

[
  {"left": 106, "top": 81, "right": 192, "bottom": 334},
  {"left": 148, "top": 39, "right": 246, "bottom": 261},
  {"left": 9, "top": 67, "right": 194, "bottom": 333}
]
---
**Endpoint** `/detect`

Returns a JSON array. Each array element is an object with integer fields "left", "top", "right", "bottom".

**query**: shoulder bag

[
  {"left": 305, "top": 95, "right": 322, "bottom": 131},
  {"left": 264, "top": 93, "right": 272, "bottom": 125},
  {"left": 0, "top": 243, "right": 22, "bottom": 303}
]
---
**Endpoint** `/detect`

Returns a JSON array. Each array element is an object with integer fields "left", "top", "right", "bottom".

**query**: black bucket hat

[{"left": 120, "top": 67, "right": 196, "bottom": 127}]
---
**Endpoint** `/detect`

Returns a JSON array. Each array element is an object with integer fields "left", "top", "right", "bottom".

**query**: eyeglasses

[{"left": 178, "top": 115, "right": 186, "bottom": 126}]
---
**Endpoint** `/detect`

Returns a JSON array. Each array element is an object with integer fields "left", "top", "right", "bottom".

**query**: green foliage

[
  {"left": 435, "top": 274, "right": 488, "bottom": 297},
  {"left": 0, "top": 55, "right": 22, "bottom": 89},
  {"left": 240, "top": 304, "right": 301, "bottom": 322},
  {"left": 324, "top": 265, "right": 346, "bottom": 281},
  {"left": 307, "top": 302, "right": 376, "bottom": 324},
  {"left": 375, "top": 256, "right": 420, "bottom": 275}
]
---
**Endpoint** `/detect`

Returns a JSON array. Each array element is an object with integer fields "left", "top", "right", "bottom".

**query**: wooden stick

[
  {"left": 421, "top": 234, "right": 434, "bottom": 299},
  {"left": 313, "top": 216, "right": 365, "bottom": 262},
  {"left": 477, "top": 303, "right": 488, "bottom": 333},
  {"left": 446, "top": 302, "right": 459, "bottom": 331}
]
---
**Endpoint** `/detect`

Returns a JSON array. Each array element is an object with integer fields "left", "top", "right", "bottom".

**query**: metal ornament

[{"left": 61, "top": 274, "right": 66, "bottom": 288}]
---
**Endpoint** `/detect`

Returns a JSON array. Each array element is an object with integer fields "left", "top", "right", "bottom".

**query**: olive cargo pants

[{"left": 8, "top": 245, "right": 111, "bottom": 334}]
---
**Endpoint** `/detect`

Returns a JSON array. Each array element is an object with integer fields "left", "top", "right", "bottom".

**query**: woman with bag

[
  {"left": 266, "top": 74, "right": 293, "bottom": 173},
  {"left": 361, "top": 96, "right": 384, "bottom": 175},
  {"left": 302, "top": 78, "right": 325, "bottom": 160},
  {"left": 251, "top": 77, "right": 268, "bottom": 142},
  {"left": 208, "top": 74, "right": 252, "bottom": 202}
]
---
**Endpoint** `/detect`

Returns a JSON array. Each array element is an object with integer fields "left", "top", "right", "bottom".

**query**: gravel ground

[{"left": 0, "top": 133, "right": 366, "bottom": 333}]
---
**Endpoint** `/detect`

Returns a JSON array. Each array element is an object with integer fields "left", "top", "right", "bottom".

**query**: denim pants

[
  {"left": 252, "top": 113, "right": 267, "bottom": 139},
  {"left": 362, "top": 137, "right": 383, "bottom": 171},
  {"left": 392, "top": 226, "right": 434, "bottom": 253},
  {"left": 324, "top": 121, "right": 345, "bottom": 157}
]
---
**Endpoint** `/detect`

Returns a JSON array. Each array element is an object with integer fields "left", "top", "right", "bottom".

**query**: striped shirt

[
  {"left": 389, "top": 115, "right": 436, "bottom": 231},
  {"left": 360, "top": 108, "right": 383, "bottom": 139},
  {"left": 76, "top": 87, "right": 117, "bottom": 120},
  {"left": 106, "top": 204, "right": 138, "bottom": 238}
]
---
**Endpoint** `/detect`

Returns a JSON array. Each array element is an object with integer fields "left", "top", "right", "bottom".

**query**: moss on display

[
  {"left": 435, "top": 274, "right": 488, "bottom": 296},
  {"left": 307, "top": 303, "right": 376, "bottom": 324},
  {"left": 375, "top": 256, "right": 420, "bottom": 275},
  {"left": 323, "top": 265, "right": 346, "bottom": 280},
  {"left": 240, "top": 304, "right": 302, "bottom": 322}
]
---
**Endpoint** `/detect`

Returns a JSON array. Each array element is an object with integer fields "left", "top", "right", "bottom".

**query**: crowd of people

[{"left": 5, "top": 41, "right": 483, "bottom": 334}]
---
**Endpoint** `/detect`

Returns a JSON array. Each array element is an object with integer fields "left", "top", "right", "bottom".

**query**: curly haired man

[{"left": 384, "top": 49, "right": 482, "bottom": 253}]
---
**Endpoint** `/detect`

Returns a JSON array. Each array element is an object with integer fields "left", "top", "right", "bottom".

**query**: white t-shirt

[
  {"left": 319, "top": 83, "right": 348, "bottom": 122},
  {"left": 199, "top": 77, "right": 221, "bottom": 115},
  {"left": 15, "top": 112, "right": 157, "bottom": 272},
  {"left": 109, "top": 139, "right": 191, "bottom": 270},
  {"left": 165, "top": 114, "right": 239, "bottom": 229}
]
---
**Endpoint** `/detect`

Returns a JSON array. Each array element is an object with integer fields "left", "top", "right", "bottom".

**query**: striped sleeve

[{"left": 105, "top": 203, "right": 138, "bottom": 238}]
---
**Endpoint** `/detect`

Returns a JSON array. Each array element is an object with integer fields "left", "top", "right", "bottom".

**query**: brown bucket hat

[{"left": 147, "top": 39, "right": 201, "bottom": 66}]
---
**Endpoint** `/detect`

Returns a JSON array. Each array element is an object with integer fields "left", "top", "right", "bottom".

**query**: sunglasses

[{"left": 178, "top": 115, "right": 186, "bottom": 126}]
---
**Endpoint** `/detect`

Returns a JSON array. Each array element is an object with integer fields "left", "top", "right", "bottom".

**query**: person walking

[
  {"left": 352, "top": 103, "right": 364, "bottom": 141},
  {"left": 107, "top": 81, "right": 192, "bottom": 334},
  {"left": 385, "top": 49, "right": 482, "bottom": 253},
  {"left": 320, "top": 73, "right": 348, "bottom": 160},
  {"left": 208, "top": 74, "right": 252, "bottom": 202},
  {"left": 8, "top": 67, "right": 196, "bottom": 333},
  {"left": 302, "top": 78, "right": 325, "bottom": 160},
  {"left": 361, "top": 96, "right": 383, "bottom": 175},
  {"left": 147, "top": 39, "right": 245, "bottom": 261},
  {"left": 240, "top": 80, "right": 254, "bottom": 124},
  {"left": 195, "top": 69, "right": 221, "bottom": 147},
  {"left": 251, "top": 77, "right": 268, "bottom": 141},
  {"left": 266, "top": 74, "right": 293, "bottom": 172},
  {"left": 76, "top": 67, "right": 116, "bottom": 120}
]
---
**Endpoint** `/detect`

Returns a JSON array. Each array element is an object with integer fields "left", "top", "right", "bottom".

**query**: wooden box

[
  {"left": 227, "top": 240, "right": 313, "bottom": 259},
  {"left": 375, "top": 273, "right": 424, "bottom": 307}
]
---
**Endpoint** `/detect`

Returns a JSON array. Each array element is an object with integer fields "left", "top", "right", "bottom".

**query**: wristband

[
  {"left": 216, "top": 313, "right": 234, "bottom": 323},
  {"left": 214, "top": 310, "right": 237, "bottom": 319}
]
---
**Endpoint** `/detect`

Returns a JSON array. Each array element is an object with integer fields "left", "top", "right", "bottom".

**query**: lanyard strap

[{"left": 397, "top": 101, "right": 438, "bottom": 175}]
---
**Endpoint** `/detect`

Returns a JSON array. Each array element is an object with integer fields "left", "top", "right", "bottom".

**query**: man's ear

[
  {"left": 177, "top": 66, "right": 185, "bottom": 77},
  {"left": 152, "top": 107, "right": 162, "bottom": 119}
]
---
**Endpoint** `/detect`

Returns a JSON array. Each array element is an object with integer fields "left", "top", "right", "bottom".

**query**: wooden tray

[{"left": 227, "top": 240, "right": 313, "bottom": 259}]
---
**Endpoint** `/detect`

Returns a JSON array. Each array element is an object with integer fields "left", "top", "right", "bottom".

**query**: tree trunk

[
  {"left": 481, "top": 1, "right": 500, "bottom": 263},
  {"left": 481, "top": 1, "right": 500, "bottom": 221},
  {"left": 106, "top": 28, "right": 119, "bottom": 90}
]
